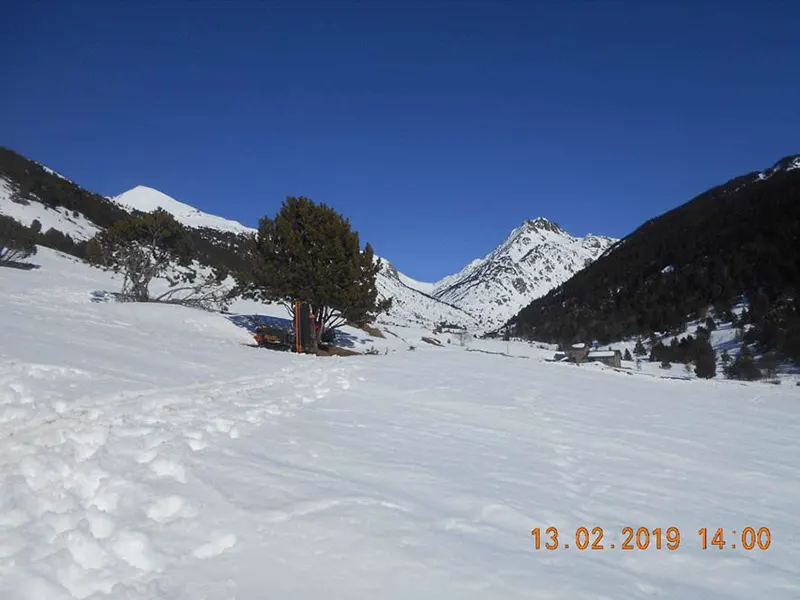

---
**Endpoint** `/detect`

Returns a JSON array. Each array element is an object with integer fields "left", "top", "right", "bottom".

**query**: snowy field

[{"left": 1, "top": 249, "right": 799, "bottom": 599}]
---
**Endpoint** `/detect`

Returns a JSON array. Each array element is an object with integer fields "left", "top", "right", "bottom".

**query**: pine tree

[
  {"left": 633, "top": 338, "right": 647, "bottom": 356},
  {"left": 724, "top": 344, "right": 762, "bottom": 381},
  {"left": 623, "top": 348, "right": 633, "bottom": 361},
  {"left": 757, "top": 352, "right": 780, "bottom": 379},
  {"left": 694, "top": 339, "right": 717, "bottom": 379},
  {"left": 238, "top": 196, "right": 391, "bottom": 339},
  {"left": 86, "top": 209, "right": 196, "bottom": 302}
]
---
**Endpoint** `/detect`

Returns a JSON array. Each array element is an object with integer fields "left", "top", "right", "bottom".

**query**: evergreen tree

[
  {"left": 757, "top": 352, "right": 780, "bottom": 379},
  {"left": 623, "top": 348, "right": 633, "bottom": 361},
  {"left": 633, "top": 338, "right": 647, "bottom": 356},
  {"left": 86, "top": 209, "right": 195, "bottom": 302},
  {"left": 694, "top": 339, "right": 717, "bottom": 379},
  {"left": 724, "top": 344, "right": 762, "bottom": 381},
  {"left": 239, "top": 196, "right": 391, "bottom": 339},
  {"left": 704, "top": 316, "right": 717, "bottom": 331}
]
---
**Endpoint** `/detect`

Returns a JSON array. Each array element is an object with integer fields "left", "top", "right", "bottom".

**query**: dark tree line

[{"left": 511, "top": 155, "right": 800, "bottom": 365}]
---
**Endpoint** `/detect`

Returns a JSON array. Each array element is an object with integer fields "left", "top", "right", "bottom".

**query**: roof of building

[
  {"left": 571, "top": 343, "right": 586, "bottom": 349},
  {"left": 588, "top": 350, "right": 618, "bottom": 358}
]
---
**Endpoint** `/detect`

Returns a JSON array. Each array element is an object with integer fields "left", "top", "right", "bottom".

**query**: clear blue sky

[{"left": 2, "top": 1, "right": 798, "bottom": 281}]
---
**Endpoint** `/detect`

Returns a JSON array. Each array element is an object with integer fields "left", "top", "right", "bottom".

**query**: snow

[
  {"left": 1, "top": 248, "right": 799, "bottom": 599},
  {"left": 375, "top": 256, "right": 477, "bottom": 329},
  {"left": 571, "top": 343, "right": 586, "bottom": 349},
  {"left": 587, "top": 350, "right": 617, "bottom": 358},
  {"left": 111, "top": 186, "right": 256, "bottom": 235},
  {"left": 0, "top": 177, "right": 100, "bottom": 240},
  {"left": 432, "top": 218, "right": 617, "bottom": 331},
  {"left": 396, "top": 271, "right": 435, "bottom": 295},
  {"left": 38, "top": 164, "right": 74, "bottom": 184}
]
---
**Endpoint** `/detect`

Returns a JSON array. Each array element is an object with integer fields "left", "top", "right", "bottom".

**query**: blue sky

[{"left": 2, "top": 1, "right": 798, "bottom": 281}]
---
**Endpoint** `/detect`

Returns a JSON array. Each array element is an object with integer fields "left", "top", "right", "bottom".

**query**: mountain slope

[
  {"left": 432, "top": 218, "right": 616, "bottom": 331},
  {"left": 0, "top": 176, "right": 100, "bottom": 240},
  {"left": 512, "top": 155, "right": 800, "bottom": 360},
  {"left": 376, "top": 257, "right": 477, "bottom": 329},
  {"left": 0, "top": 148, "right": 470, "bottom": 330},
  {"left": 112, "top": 186, "right": 255, "bottom": 235}
]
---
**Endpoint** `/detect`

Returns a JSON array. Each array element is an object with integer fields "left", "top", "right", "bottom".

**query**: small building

[
  {"left": 587, "top": 349, "right": 622, "bottom": 368},
  {"left": 565, "top": 343, "right": 590, "bottom": 363}
]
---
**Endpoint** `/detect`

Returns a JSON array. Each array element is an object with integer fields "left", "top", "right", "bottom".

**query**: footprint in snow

[
  {"left": 146, "top": 495, "right": 196, "bottom": 524},
  {"left": 148, "top": 458, "right": 186, "bottom": 483},
  {"left": 193, "top": 533, "right": 238, "bottom": 559}
]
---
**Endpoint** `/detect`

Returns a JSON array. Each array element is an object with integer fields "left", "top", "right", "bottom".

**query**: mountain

[
  {"left": 375, "top": 257, "right": 476, "bottom": 329},
  {"left": 0, "top": 146, "right": 613, "bottom": 333},
  {"left": 0, "top": 147, "right": 472, "bottom": 330},
  {"left": 111, "top": 186, "right": 255, "bottom": 235},
  {"left": 511, "top": 155, "right": 800, "bottom": 363},
  {"left": 430, "top": 218, "right": 616, "bottom": 331}
]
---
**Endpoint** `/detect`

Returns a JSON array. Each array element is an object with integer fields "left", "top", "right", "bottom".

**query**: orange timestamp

[{"left": 531, "top": 526, "right": 772, "bottom": 551}]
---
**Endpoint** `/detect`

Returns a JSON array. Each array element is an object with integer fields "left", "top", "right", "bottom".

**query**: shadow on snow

[{"left": 224, "top": 313, "right": 371, "bottom": 348}]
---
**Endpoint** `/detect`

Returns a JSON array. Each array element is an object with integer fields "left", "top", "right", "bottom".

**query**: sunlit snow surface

[{"left": 1, "top": 249, "right": 798, "bottom": 599}]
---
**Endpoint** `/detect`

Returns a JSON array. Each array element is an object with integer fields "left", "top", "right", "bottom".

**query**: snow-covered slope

[
  {"left": 109, "top": 187, "right": 472, "bottom": 329},
  {"left": 111, "top": 186, "right": 255, "bottom": 235},
  {"left": 376, "top": 257, "right": 477, "bottom": 329},
  {"left": 0, "top": 176, "right": 100, "bottom": 240},
  {"left": 2, "top": 248, "right": 799, "bottom": 599},
  {"left": 432, "top": 218, "right": 616, "bottom": 330}
]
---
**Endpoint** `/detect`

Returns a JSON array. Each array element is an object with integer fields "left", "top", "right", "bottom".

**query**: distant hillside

[
  {"left": 511, "top": 156, "right": 800, "bottom": 362},
  {"left": 0, "top": 147, "right": 251, "bottom": 272}
]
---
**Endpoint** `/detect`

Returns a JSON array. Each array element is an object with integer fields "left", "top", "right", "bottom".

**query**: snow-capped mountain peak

[
  {"left": 523, "top": 216, "right": 563, "bottom": 233},
  {"left": 111, "top": 186, "right": 255, "bottom": 235},
  {"left": 431, "top": 219, "right": 617, "bottom": 330}
]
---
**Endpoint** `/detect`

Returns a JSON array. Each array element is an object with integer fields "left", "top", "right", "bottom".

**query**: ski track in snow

[{"left": 0, "top": 360, "right": 354, "bottom": 599}]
